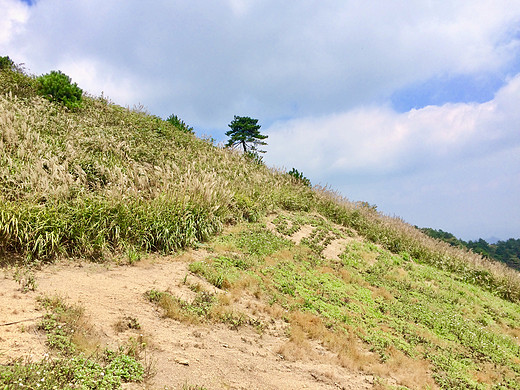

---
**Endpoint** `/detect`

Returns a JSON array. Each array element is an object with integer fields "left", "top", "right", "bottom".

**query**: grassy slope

[
  {"left": 196, "top": 215, "right": 520, "bottom": 389},
  {"left": 1, "top": 66, "right": 520, "bottom": 389}
]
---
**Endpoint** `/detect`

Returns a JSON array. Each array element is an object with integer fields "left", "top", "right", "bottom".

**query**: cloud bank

[
  {"left": 266, "top": 74, "right": 520, "bottom": 175},
  {"left": 4, "top": 1, "right": 520, "bottom": 125}
]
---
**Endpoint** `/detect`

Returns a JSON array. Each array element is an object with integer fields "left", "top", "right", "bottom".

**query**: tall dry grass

[{"left": 0, "top": 70, "right": 298, "bottom": 262}]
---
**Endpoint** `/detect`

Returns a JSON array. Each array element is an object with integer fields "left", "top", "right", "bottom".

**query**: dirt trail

[{"left": 0, "top": 251, "right": 374, "bottom": 390}]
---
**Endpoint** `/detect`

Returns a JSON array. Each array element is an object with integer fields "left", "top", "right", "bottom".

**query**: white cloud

[
  {"left": 0, "top": 0, "right": 28, "bottom": 48},
  {"left": 265, "top": 73, "right": 520, "bottom": 177},
  {"left": 3, "top": 1, "right": 520, "bottom": 125}
]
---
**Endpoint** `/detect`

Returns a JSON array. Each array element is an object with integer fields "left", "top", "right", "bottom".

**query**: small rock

[{"left": 175, "top": 358, "right": 189, "bottom": 366}]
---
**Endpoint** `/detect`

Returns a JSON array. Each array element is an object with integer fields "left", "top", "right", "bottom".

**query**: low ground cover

[
  {"left": 0, "top": 296, "right": 145, "bottom": 389},
  {"left": 188, "top": 214, "right": 520, "bottom": 389}
]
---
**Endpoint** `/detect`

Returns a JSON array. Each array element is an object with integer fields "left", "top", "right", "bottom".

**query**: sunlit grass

[
  {"left": 192, "top": 217, "right": 520, "bottom": 389},
  {"left": 3, "top": 61, "right": 520, "bottom": 389}
]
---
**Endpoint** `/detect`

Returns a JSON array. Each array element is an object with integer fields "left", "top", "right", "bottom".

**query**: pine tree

[{"left": 225, "top": 116, "right": 267, "bottom": 154}]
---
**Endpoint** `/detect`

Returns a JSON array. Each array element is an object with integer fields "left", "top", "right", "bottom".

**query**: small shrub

[
  {"left": 105, "top": 352, "right": 144, "bottom": 382},
  {"left": 165, "top": 113, "right": 194, "bottom": 134},
  {"left": 288, "top": 168, "right": 311, "bottom": 187},
  {"left": 13, "top": 267, "right": 37, "bottom": 293},
  {"left": 37, "top": 70, "right": 83, "bottom": 110},
  {"left": 0, "top": 55, "right": 15, "bottom": 71},
  {"left": 0, "top": 58, "right": 37, "bottom": 98}
]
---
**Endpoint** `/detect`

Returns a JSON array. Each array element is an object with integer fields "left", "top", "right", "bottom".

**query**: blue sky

[
  {"left": 1, "top": 0, "right": 520, "bottom": 240},
  {"left": 391, "top": 72, "right": 506, "bottom": 112}
]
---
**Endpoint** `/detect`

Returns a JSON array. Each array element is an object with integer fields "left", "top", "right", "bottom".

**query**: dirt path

[{"left": 1, "top": 251, "right": 374, "bottom": 390}]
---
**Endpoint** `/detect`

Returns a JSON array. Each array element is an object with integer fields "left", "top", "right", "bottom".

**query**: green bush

[
  {"left": 37, "top": 70, "right": 83, "bottom": 110},
  {"left": 165, "top": 113, "right": 194, "bottom": 134},
  {"left": 0, "top": 56, "right": 37, "bottom": 98},
  {"left": 0, "top": 55, "right": 15, "bottom": 71},
  {"left": 288, "top": 168, "right": 311, "bottom": 187}
]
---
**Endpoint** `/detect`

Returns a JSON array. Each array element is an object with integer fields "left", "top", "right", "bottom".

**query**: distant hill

[
  {"left": 484, "top": 236, "right": 501, "bottom": 245},
  {"left": 419, "top": 228, "right": 520, "bottom": 271}
]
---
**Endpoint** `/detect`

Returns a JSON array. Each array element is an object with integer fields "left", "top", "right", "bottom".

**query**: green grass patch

[
  {"left": 0, "top": 353, "right": 143, "bottom": 390},
  {"left": 194, "top": 223, "right": 520, "bottom": 389},
  {"left": 0, "top": 196, "right": 222, "bottom": 261}
]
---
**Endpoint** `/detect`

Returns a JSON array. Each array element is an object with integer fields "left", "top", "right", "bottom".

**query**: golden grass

[
  {"left": 229, "top": 274, "right": 262, "bottom": 300},
  {"left": 287, "top": 311, "right": 374, "bottom": 370},
  {"left": 369, "top": 285, "right": 394, "bottom": 301},
  {"left": 369, "top": 346, "right": 438, "bottom": 390},
  {"left": 158, "top": 293, "right": 200, "bottom": 324}
]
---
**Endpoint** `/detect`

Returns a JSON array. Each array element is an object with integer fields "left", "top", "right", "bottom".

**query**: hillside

[
  {"left": 1, "top": 62, "right": 520, "bottom": 389},
  {"left": 420, "top": 228, "right": 520, "bottom": 271}
]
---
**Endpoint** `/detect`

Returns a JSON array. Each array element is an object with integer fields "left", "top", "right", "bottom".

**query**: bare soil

[{"left": 1, "top": 237, "right": 376, "bottom": 389}]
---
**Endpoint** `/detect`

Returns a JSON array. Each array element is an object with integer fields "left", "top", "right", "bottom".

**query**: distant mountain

[{"left": 485, "top": 236, "right": 501, "bottom": 244}]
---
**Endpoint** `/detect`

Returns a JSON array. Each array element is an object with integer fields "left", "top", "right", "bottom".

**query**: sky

[{"left": 1, "top": 0, "right": 519, "bottom": 241}]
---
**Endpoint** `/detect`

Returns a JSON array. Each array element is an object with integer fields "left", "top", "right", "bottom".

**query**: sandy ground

[{"left": 0, "top": 224, "right": 376, "bottom": 389}]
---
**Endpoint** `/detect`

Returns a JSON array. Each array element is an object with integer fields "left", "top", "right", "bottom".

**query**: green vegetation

[
  {"left": 0, "top": 355, "right": 142, "bottom": 390},
  {"left": 0, "top": 56, "right": 15, "bottom": 71},
  {"left": 165, "top": 113, "right": 194, "bottom": 134},
  {"left": 421, "top": 228, "right": 520, "bottom": 271},
  {"left": 37, "top": 70, "right": 83, "bottom": 110},
  {"left": 2, "top": 58, "right": 520, "bottom": 389},
  {"left": 0, "top": 296, "right": 144, "bottom": 389},
  {"left": 193, "top": 215, "right": 520, "bottom": 389},
  {"left": 287, "top": 168, "right": 311, "bottom": 187}
]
